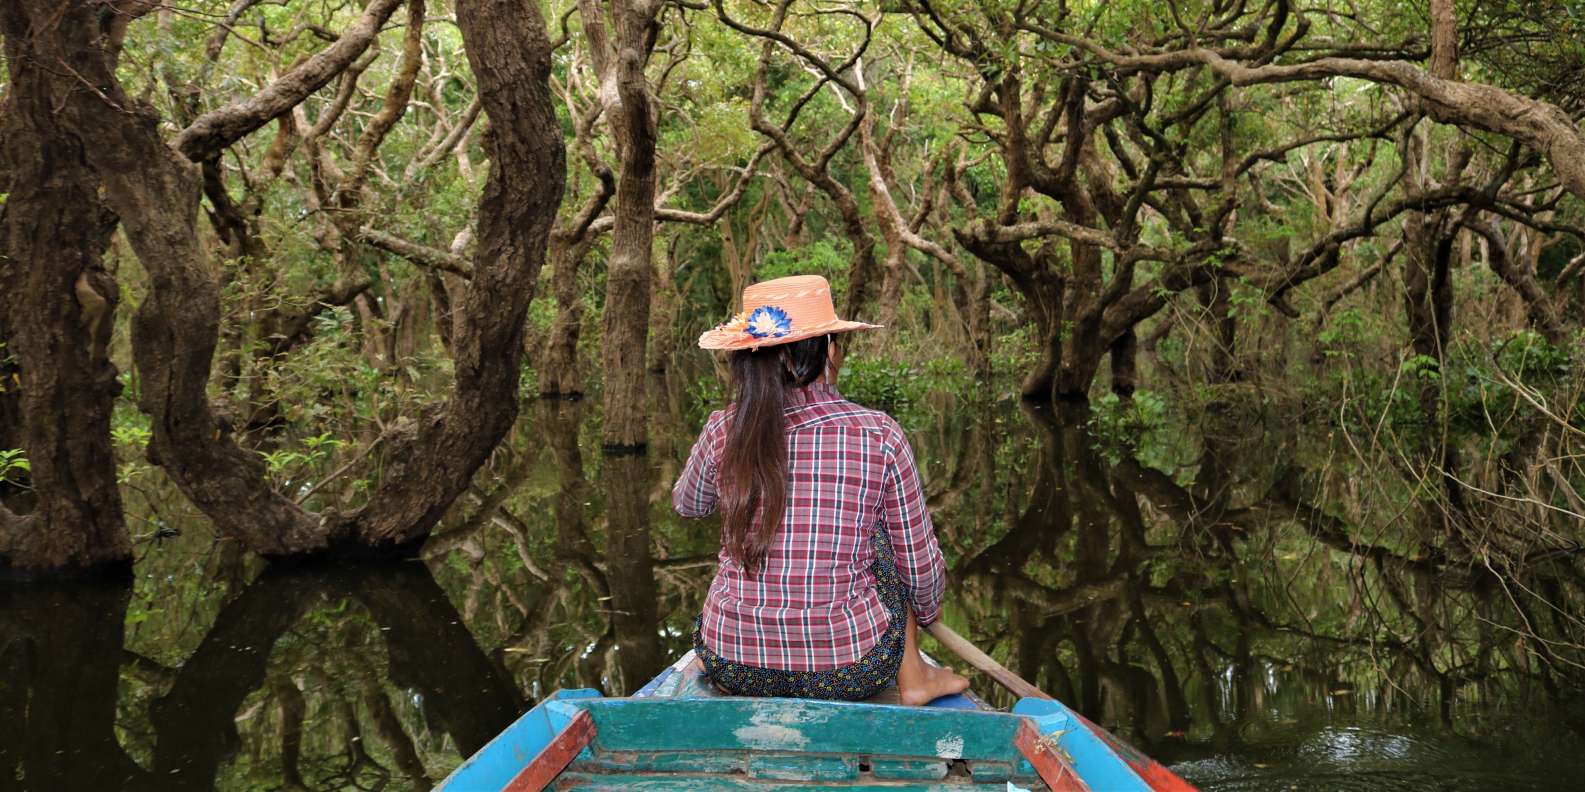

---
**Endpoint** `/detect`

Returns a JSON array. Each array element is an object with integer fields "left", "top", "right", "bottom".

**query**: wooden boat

[{"left": 436, "top": 647, "right": 1197, "bottom": 791}]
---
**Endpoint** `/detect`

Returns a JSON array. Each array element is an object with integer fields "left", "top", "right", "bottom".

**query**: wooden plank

[
  {"left": 504, "top": 710, "right": 595, "bottom": 792},
  {"left": 963, "top": 760, "right": 1018, "bottom": 782},
  {"left": 1015, "top": 718, "right": 1091, "bottom": 792},
  {"left": 746, "top": 753, "right": 858, "bottom": 781},
  {"left": 553, "top": 772, "right": 1024, "bottom": 791},
  {"left": 868, "top": 758, "right": 947, "bottom": 780},
  {"left": 574, "top": 750, "right": 743, "bottom": 775},
  {"left": 566, "top": 697, "right": 1027, "bottom": 763}
]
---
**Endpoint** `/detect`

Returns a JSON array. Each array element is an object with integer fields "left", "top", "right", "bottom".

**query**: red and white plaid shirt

[{"left": 673, "top": 382, "right": 946, "bottom": 671}]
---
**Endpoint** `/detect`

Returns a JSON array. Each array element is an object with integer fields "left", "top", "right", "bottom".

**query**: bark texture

[
  {"left": 0, "top": 1, "right": 132, "bottom": 569},
  {"left": 584, "top": 0, "right": 662, "bottom": 449}
]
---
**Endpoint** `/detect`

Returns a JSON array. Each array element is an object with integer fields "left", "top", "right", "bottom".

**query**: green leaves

[{"left": 0, "top": 448, "right": 29, "bottom": 487}]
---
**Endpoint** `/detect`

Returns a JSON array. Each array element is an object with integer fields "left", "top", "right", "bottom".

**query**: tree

[
  {"left": 2, "top": 0, "right": 565, "bottom": 564},
  {"left": 0, "top": 1, "right": 148, "bottom": 569}
]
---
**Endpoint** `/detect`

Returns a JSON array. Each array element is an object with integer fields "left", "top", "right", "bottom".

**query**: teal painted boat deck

[
  {"left": 551, "top": 696, "right": 1044, "bottom": 789},
  {"left": 436, "top": 650, "right": 1195, "bottom": 791}
]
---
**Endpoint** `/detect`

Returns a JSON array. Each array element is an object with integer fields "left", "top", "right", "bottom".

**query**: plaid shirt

[{"left": 673, "top": 382, "right": 946, "bottom": 671}]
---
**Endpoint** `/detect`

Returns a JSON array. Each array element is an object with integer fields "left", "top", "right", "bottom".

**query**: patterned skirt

[{"left": 694, "top": 527, "right": 908, "bottom": 701}]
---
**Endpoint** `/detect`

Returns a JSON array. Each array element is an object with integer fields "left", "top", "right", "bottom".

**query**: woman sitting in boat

[{"left": 673, "top": 274, "right": 970, "bottom": 705}]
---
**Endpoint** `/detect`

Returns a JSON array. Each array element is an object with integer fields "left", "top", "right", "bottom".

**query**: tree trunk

[
  {"left": 1400, "top": 129, "right": 1458, "bottom": 423},
  {"left": 1023, "top": 281, "right": 1065, "bottom": 401},
  {"left": 1404, "top": 0, "right": 1459, "bottom": 383},
  {"left": 1055, "top": 203, "right": 1107, "bottom": 399},
  {"left": 1109, "top": 330, "right": 1138, "bottom": 397},
  {"left": 1198, "top": 279, "right": 1238, "bottom": 384},
  {"left": 959, "top": 234, "right": 1063, "bottom": 400},
  {"left": 953, "top": 269, "right": 993, "bottom": 382},
  {"left": 0, "top": 155, "right": 22, "bottom": 504},
  {"left": 539, "top": 291, "right": 585, "bottom": 398},
  {"left": 1403, "top": 222, "right": 1455, "bottom": 368},
  {"left": 348, "top": 0, "right": 567, "bottom": 546},
  {"left": 1429, "top": 0, "right": 1459, "bottom": 82},
  {"left": 539, "top": 238, "right": 596, "bottom": 398},
  {"left": 648, "top": 235, "right": 680, "bottom": 372},
  {"left": 590, "top": 0, "right": 662, "bottom": 451},
  {"left": 67, "top": 64, "right": 331, "bottom": 554},
  {"left": 0, "top": 315, "right": 22, "bottom": 500},
  {"left": 1466, "top": 219, "right": 1565, "bottom": 342},
  {"left": 0, "top": 1, "right": 132, "bottom": 570},
  {"left": 876, "top": 251, "right": 907, "bottom": 330}
]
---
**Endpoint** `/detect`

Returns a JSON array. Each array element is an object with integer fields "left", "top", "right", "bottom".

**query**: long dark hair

[{"left": 719, "top": 334, "right": 830, "bottom": 574}]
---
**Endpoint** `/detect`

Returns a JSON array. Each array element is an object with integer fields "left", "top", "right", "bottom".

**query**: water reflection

[
  {"left": 2, "top": 384, "right": 1583, "bottom": 790},
  {"left": 601, "top": 452, "right": 664, "bottom": 693},
  {"left": 935, "top": 398, "right": 1585, "bottom": 789},
  {"left": 2, "top": 562, "right": 519, "bottom": 791},
  {"left": 0, "top": 574, "right": 139, "bottom": 790}
]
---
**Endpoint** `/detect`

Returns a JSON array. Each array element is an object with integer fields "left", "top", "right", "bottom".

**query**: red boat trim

[
  {"left": 503, "top": 709, "right": 595, "bottom": 792},
  {"left": 1137, "top": 761, "right": 1200, "bottom": 792},
  {"left": 1015, "top": 718, "right": 1092, "bottom": 792}
]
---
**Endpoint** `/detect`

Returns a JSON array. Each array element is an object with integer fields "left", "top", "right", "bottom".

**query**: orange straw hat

[{"left": 698, "top": 274, "right": 880, "bottom": 351}]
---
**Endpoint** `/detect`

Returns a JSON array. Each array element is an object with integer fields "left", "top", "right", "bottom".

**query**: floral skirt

[{"left": 694, "top": 527, "right": 907, "bottom": 701}]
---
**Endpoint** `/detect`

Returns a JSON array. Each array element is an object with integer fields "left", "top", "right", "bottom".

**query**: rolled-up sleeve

[
  {"left": 673, "top": 410, "right": 728, "bottom": 518},
  {"left": 880, "top": 421, "right": 946, "bottom": 626}
]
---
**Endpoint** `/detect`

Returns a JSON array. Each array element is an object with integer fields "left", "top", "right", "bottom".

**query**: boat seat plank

[
  {"left": 564, "top": 697, "right": 1027, "bottom": 763},
  {"left": 568, "top": 750, "right": 1036, "bottom": 786},
  {"left": 552, "top": 772, "right": 1043, "bottom": 791}
]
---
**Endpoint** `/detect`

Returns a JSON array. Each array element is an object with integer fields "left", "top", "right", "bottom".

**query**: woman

[{"left": 673, "top": 274, "right": 969, "bottom": 705}]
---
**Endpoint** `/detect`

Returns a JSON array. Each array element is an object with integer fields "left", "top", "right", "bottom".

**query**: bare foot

[{"left": 899, "top": 662, "right": 970, "bottom": 706}]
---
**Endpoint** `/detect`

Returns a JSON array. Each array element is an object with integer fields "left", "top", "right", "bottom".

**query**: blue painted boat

[{"left": 436, "top": 651, "right": 1196, "bottom": 791}]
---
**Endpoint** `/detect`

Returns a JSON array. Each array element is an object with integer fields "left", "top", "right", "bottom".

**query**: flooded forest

[{"left": 3, "top": 0, "right": 1585, "bottom": 790}]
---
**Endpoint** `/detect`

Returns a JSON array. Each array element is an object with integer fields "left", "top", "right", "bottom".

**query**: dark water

[{"left": 4, "top": 376, "right": 1584, "bottom": 790}]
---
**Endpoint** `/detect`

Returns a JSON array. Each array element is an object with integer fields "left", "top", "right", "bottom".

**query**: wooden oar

[{"left": 925, "top": 622, "right": 1053, "bottom": 701}]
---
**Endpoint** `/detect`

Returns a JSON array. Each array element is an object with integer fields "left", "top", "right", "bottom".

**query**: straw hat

[{"left": 698, "top": 275, "right": 880, "bottom": 351}]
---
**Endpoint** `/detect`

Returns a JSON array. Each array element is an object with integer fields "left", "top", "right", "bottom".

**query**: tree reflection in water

[
  {"left": 2, "top": 563, "right": 520, "bottom": 791},
  {"left": 3, "top": 390, "right": 1584, "bottom": 790},
  {"left": 939, "top": 399, "right": 1585, "bottom": 786}
]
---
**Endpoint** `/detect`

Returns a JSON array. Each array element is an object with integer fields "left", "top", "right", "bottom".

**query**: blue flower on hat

[{"left": 745, "top": 305, "right": 793, "bottom": 339}]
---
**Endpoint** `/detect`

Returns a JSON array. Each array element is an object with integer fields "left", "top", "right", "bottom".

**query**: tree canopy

[{"left": 0, "top": 5, "right": 1581, "bottom": 696}]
